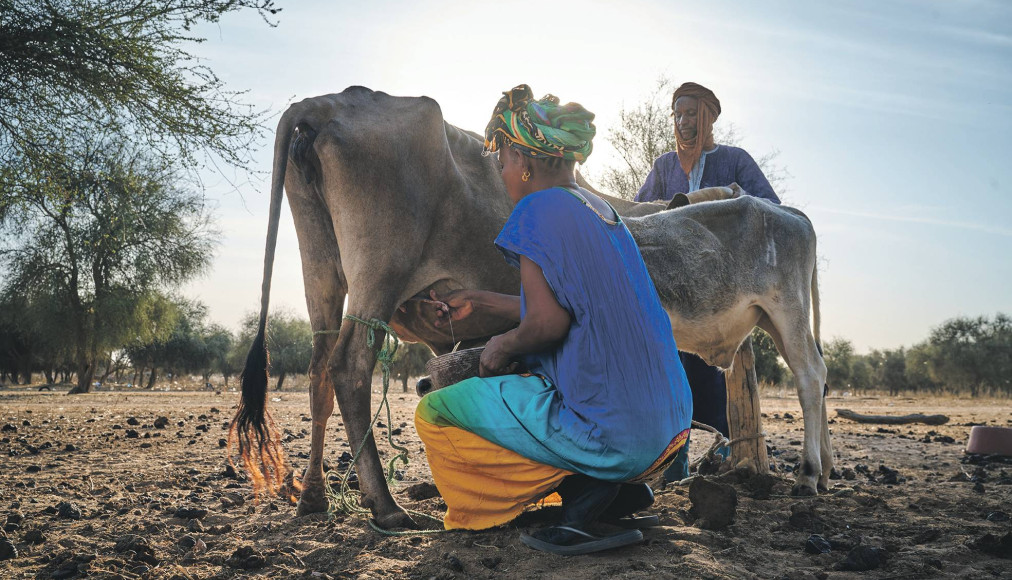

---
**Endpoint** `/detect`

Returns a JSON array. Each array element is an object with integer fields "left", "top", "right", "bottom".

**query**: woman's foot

[{"left": 600, "top": 483, "right": 659, "bottom": 528}]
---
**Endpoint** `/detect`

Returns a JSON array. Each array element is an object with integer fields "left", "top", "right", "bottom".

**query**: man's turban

[{"left": 672, "top": 82, "right": 721, "bottom": 177}]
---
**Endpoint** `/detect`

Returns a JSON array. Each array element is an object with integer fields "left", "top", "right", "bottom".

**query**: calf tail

[
  {"left": 812, "top": 261, "right": 829, "bottom": 397},
  {"left": 228, "top": 110, "right": 300, "bottom": 498},
  {"left": 812, "top": 263, "right": 822, "bottom": 354}
]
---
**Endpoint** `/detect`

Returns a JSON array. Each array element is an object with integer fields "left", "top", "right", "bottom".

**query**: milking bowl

[{"left": 421, "top": 347, "right": 484, "bottom": 394}]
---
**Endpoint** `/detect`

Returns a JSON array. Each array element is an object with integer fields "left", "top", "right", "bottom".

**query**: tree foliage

[
  {"left": 0, "top": 0, "right": 279, "bottom": 183},
  {"left": 0, "top": 130, "right": 216, "bottom": 393},
  {"left": 823, "top": 337, "right": 855, "bottom": 391},
  {"left": 926, "top": 314, "right": 1011, "bottom": 396},
  {"left": 594, "top": 76, "right": 789, "bottom": 200},
  {"left": 390, "top": 342, "right": 433, "bottom": 392},
  {"left": 751, "top": 328, "right": 786, "bottom": 386},
  {"left": 237, "top": 310, "right": 312, "bottom": 391}
]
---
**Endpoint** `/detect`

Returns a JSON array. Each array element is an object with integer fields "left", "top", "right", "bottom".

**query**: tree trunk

[
  {"left": 68, "top": 360, "right": 94, "bottom": 394},
  {"left": 222, "top": 373, "right": 230, "bottom": 388},
  {"left": 276, "top": 372, "right": 287, "bottom": 391},
  {"left": 401, "top": 375, "right": 408, "bottom": 393},
  {"left": 724, "top": 336, "right": 770, "bottom": 475},
  {"left": 44, "top": 370, "right": 55, "bottom": 384},
  {"left": 99, "top": 361, "right": 115, "bottom": 385},
  {"left": 146, "top": 369, "right": 158, "bottom": 390}
]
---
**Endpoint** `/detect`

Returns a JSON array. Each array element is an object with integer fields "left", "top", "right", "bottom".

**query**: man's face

[{"left": 674, "top": 96, "right": 699, "bottom": 141}]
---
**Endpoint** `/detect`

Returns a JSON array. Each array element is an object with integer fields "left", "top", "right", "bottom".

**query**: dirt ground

[{"left": 1, "top": 381, "right": 1010, "bottom": 579}]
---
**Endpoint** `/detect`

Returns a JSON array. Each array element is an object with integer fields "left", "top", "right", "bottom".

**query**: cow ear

[{"left": 667, "top": 193, "right": 690, "bottom": 210}]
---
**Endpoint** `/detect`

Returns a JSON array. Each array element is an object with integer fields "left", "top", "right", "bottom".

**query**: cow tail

[{"left": 228, "top": 111, "right": 299, "bottom": 499}]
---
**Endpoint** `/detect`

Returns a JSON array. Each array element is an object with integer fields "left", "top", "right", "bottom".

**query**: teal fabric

[{"left": 418, "top": 187, "right": 693, "bottom": 481}]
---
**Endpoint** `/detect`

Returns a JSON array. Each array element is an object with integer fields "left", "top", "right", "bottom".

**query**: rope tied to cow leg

[
  {"left": 319, "top": 315, "right": 444, "bottom": 535},
  {"left": 688, "top": 420, "right": 767, "bottom": 472}
]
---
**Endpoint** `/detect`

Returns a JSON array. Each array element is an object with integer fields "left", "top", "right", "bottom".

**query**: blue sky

[{"left": 181, "top": 0, "right": 1012, "bottom": 352}]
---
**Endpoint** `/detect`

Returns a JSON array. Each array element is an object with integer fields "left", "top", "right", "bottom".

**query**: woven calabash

[{"left": 424, "top": 347, "right": 484, "bottom": 390}]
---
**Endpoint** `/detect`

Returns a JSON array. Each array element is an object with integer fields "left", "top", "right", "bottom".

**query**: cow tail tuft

[{"left": 227, "top": 109, "right": 299, "bottom": 500}]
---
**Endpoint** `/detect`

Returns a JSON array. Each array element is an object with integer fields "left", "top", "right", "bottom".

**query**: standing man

[{"left": 636, "top": 82, "right": 780, "bottom": 482}]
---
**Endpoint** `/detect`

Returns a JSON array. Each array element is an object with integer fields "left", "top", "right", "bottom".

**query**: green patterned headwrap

[{"left": 483, "top": 84, "right": 596, "bottom": 162}]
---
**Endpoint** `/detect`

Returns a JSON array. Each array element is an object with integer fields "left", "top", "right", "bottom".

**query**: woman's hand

[
  {"left": 479, "top": 334, "right": 518, "bottom": 377},
  {"left": 425, "top": 289, "right": 475, "bottom": 328}
]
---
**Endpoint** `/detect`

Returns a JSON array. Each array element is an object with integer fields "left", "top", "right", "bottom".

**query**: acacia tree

[
  {"left": 593, "top": 76, "right": 789, "bottom": 200},
  {"left": 823, "top": 337, "right": 855, "bottom": 391},
  {"left": 927, "top": 314, "right": 1012, "bottom": 396},
  {"left": 750, "top": 328, "right": 786, "bottom": 387},
  {"left": 390, "top": 342, "right": 433, "bottom": 393},
  {"left": 0, "top": 290, "right": 77, "bottom": 384},
  {"left": 237, "top": 310, "right": 312, "bottom": 391},
  {"left": 0, "top": 0, "right": 279, "bottom": 185},
  {"left": 0, "top": 132, "right": 216, "bottom": 393},
  {"left": 204, "top": 324, "right": 236, "bottom": 386}
]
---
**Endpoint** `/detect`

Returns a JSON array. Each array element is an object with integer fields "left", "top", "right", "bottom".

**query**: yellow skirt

[
  {"left": 415, "top": 408, "right": 688, "bottom": 530},
  {"left": 415, "top": 413, "right": 571, "bottom": 530}
]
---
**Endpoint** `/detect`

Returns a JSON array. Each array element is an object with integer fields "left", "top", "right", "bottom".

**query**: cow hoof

[
  {"left": 790, "top": 483, "right": 818, "bottom": 497},
  {"left": 817, "top": 481, "right": 829, "bottom": 493},
  {"left": 373, "top": 509, "right": 418, "bottom": 530},
  {"left": 296, "top": 486, "right": 330, "bottom": 516}
]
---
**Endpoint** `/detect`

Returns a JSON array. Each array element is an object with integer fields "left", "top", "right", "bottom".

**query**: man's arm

[
  {"left": 636, "top": 156, "right": 669, "bottom": 203},
  {"left": 735, "top": 150, "right": 780, "bottom": 204}
]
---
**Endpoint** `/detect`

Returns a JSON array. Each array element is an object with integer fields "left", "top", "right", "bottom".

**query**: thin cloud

[{"left": 809, "top": 206, "right": 1012, "bottom": 237}]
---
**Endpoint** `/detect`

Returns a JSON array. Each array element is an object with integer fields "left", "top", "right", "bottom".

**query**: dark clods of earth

[{"left": 1, "top": 386, "right": 1010, "bottom": 579}]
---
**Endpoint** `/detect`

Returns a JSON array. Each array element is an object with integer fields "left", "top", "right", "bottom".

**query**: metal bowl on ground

[
  {"left": 424, "top": 347, "right": 484, "bottom": 392},
  {"left": 966, "top": 426, "right": 1012, "bottom": 456}
]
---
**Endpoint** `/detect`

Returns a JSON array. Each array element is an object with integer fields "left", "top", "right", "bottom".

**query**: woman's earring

[{"left": 521, "top": 170, "right": 530, "bottom": 182}]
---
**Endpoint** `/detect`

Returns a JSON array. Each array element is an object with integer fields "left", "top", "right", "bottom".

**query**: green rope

[{"left": 317, "top": 315, "right": 445, "bottom": 535}]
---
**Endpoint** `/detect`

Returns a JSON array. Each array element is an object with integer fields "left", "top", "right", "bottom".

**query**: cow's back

[{"left": 627, "top": 197, "right": 817, "bottom": 322}]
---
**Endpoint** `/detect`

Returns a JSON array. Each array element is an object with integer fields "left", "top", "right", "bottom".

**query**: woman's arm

[
  {"left": 480, "top": 256, "right": 572, "bottom": 376},
  {"left": 429, "top": 289, "right": 521, "bottom": 327}
]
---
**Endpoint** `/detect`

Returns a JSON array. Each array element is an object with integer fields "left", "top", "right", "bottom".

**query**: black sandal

[
  {"left": 601, "top": 514, "right": 661, "bottom": 529},
  {"left": 520, "top": 525, "right": 644, "bottom": 555}
]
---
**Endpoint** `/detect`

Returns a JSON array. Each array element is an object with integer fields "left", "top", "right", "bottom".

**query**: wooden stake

[{"left": 724, "top": 336, "right": 769, "bottom": 474}]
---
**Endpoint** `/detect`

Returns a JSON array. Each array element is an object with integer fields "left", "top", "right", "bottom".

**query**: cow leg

[
  {"left": 287, "top": 179, "right": 348, "bottom": 517},
  {"left": 761, "top": 313, "right": 828, "bottom": 496},
  {"left": 296, "top": 336, "right": 339, "bottom": 516},
  {"left": 327, "top": 295, "right": 414, "bottom": 528}
]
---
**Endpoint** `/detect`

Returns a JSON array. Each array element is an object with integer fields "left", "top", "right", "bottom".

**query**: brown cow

[{"left": 231, "top": 87, "right": 829, "bottom": 529}]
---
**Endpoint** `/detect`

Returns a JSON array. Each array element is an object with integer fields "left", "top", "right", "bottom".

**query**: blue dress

[{"left": 418, "top": 187, "right": 692, "bottom": 481}]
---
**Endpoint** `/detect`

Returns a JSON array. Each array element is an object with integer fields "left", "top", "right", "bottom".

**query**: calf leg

[
  {"left": 762, "top": 313, "right": 828, "bottom": 496},
  {"left": 819, "top": 395, "right": 834, "bottom": 491}
]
